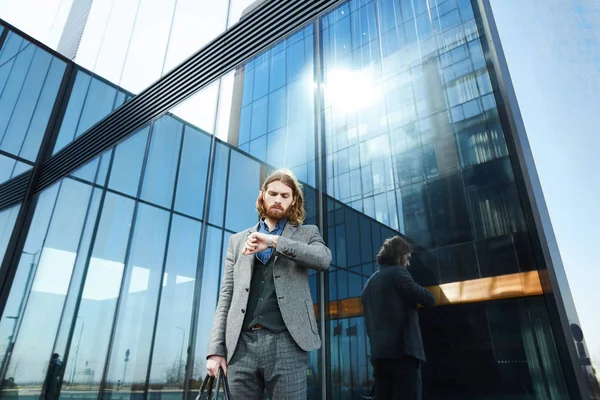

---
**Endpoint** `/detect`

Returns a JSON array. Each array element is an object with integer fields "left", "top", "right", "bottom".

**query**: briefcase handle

[{"left": 197, "top": 367, "right": 230, "bottom": 400}]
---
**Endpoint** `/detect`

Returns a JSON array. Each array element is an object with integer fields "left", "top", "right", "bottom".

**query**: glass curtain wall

[{"left": 0, "top": 1, "right": 577, "bottom": 399}]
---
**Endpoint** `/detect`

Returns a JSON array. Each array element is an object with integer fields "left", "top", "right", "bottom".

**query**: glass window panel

[
  {"left": 0, "top": 45, "right": 36, "bottom": 147},
  {"left": 53, "top": 71, "right": 92, "bottom": 154},
  {"left": 0, "top": 32, "right": 26, "bottom": 65},
  {"left": 0, "top": 155, "right": 31, "bottom": 184},
  {"left": 19, "top": 58, "right": 66, "bottom": 161},
  {"left": 141, "top": 116, "right": 183, "bottom": 208},
  {"left": 238, "top": 105, "right": 252, "bottom": 145},
  {"left": 75, "top": 77, "right": 118, "bottom": 138},
  {"left": 0, "top": 184, "right": 60, "bottom": 377},
  {"left": 268, "top": 87, "right": 286, "bottom": 132},
  {"left": 175, "top": 125, "right": 211, "bottom": 219},
  {"left": 225, "top": 151, "right": 261, "bottom": 232},
  {"left": 208, "top": 143, "right": 230, "bottom": 227},
  {"left": 438, "top": 242, "right": 479, "bottom": 283},
  {"left": 286, "top": 39, "right": 306, "bottom": 83},
  {"left": 51, "top": 187, "right": 104, "bottom": 390},
  {"left": 148, "top": 214, "right": 201, "bottom": 391},
  {"left": 192, "top": 226, "right": 223, "bottom": 380},
  {"left": 0, "top": 204, "right": 21, "bottom": 263},
  {"left": 427, "top": 172, "right": 472, "bottom": 246},
  {"left": 252, "top": 60, "right": 269, "bottom": 100},
  {"left": 249, "top": 135, "right": 267, "bottom": 162},
  {"left": 269, "top": 48, "right": 286, "bottom": 92},
  {"left": 1, "top": 48, "right": 64, "bottom": 161},
  {"left": 62, "top": 192, "right": 135, "bottom": 395},
  {"left": 476, "top": 235, "right": 519, "bottom": 278},
  {"left": 108, "top": 126, "right": 150, "bottom": 197},
  {"left": 116, "top": 0, "right": 176, "bottom": 93},
  {"left": 104, "top": 203, "right": 170, "bottom": 395},
  {"left": 250, "top": 96, "right": 268, "bottom": 140},
  {"left": 242, "top": 67, "right": 254, "bottom": 107},
  {"left": 0, "top": 180, "right": 94, "bottom": 392}
]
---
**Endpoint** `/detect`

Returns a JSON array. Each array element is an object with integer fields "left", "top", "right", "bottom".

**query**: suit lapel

[
  {"left": 239, "top": 225, "right": 258, "bottom": 285},
  {"left": 281, "top": 222, "right": 298, "bottom": 239}
]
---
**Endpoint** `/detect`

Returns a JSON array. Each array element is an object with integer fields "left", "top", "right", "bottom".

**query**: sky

[{"left": 490, "top": 0, "right": 600, "bottom": 373}]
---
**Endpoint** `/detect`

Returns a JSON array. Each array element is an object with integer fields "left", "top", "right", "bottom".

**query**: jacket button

[
  {"left": 241, "top": 309, "right": 245, "bottom": 313},
  {"left": 245, "top": 288, "right": 249, "bottom": 292}
]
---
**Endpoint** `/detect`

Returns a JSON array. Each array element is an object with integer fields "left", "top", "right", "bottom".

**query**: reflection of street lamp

[
  {"left": 122, "top": 349, "right": 130, "bottom": 389},
  {"left": 175, "top": 327, "right": 185, "bottom": 383},
  {"left": 70, "top": 316, "right": 84, "bottom": 384}
]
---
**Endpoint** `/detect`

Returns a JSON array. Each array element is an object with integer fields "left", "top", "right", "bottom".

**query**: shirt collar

[{"left": 259, "top": 218, "right": 288, "bottom": 232}]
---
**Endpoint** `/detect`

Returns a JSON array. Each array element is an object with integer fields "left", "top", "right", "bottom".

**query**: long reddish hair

[{"left": 256, "top": 169, "right": 305, "bottom": 225}]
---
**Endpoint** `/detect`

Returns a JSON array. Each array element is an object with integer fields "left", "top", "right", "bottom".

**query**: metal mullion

[
  {"left": 96, "top": 120, "right": 153, "bottom": 398},
  {"left": 0, "top": 26, "right": 8, "bottom": 52},
  {"left": 143, "top": 120, "right": 186, "bottom": 398},
  {"left": 0, "top": 150, "right": 33, "bottom": 166}
]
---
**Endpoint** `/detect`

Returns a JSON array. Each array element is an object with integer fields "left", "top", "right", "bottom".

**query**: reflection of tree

[{"left": 165, "top": 356, "right": 185, "bottom": 384}]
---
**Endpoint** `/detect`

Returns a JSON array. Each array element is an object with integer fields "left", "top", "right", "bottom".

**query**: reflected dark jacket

[{"left": 361, "top": 265, "right": 435, "bottom": 362}]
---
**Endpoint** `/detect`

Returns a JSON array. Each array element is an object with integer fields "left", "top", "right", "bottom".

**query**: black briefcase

[{"left": 196, "top": 367, "right": 231, "bottom": 400}]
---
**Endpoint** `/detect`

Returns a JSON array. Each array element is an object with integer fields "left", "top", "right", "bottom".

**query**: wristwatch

[{"left": 267, "top": 235, "right": 273, "bottom": 248}]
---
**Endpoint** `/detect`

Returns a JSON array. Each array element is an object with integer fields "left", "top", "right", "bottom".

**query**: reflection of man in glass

[
  {"left": 206, "top": 169, "right": 331, "bottom": 399},
  {"left": 362, "top": 236, "right": 436, "bottom": 400}
]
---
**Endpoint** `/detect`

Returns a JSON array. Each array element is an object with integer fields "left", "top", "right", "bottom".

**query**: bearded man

[{"left": 206, "top": 168, "right": 331, "bottom": 400}]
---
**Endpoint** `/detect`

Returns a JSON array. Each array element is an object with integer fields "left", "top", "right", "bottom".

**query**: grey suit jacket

[{"left": 207, "top": 222, "right": 331, "bottom": 362}]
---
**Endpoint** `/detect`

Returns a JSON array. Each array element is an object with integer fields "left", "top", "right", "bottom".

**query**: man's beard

[{"left": 266, "top": 205, "right": 289, "bottom": 220}]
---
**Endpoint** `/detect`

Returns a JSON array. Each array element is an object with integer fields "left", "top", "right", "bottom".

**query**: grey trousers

[{"left": 227, "top": 329, "right": 308, "bottom": 400}]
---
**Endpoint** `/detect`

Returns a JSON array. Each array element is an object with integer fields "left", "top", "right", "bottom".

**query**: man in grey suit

[{"left": 206, "top": 168, "right": 331, "bottom": 399}]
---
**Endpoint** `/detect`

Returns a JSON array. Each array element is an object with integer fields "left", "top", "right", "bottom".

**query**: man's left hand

[{"left": 242, "top": 232, "right": 276, "bottom": 255}]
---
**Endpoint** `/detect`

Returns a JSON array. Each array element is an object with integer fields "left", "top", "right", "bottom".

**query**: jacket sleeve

[
  {"left": 396, "top": 268, "right": 436, "bottom": 307},
  {"left": 207, "top": 236, "right": 235, "bottom": 358},
  {"left": 276, "top": 225, "right": 332, "bottom": 271}
]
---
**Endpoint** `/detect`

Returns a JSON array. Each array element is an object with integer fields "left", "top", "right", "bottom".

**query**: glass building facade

[{"left": 0, "top": 0, "right": 595, "bottom": 399}]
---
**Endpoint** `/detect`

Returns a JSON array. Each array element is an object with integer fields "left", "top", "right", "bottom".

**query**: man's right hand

[{"left": 206, "top": 355, "right": 227, "bottom": 377}]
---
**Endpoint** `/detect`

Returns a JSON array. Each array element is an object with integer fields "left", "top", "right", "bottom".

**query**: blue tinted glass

[
  {"left": 0, "top": 48, "right": 53, "bottom": 157},
  {"left": 19, "top": 58, "right": 66, "bottom": 161},
  {"left": 242, "top": 66, "right": 254, "bottom": 107},
  {"left": 141, "top": 116, "right": 183, "bottom": 208},
  {"left": 238, "top": 105, "right": 252, "bottom": 145},
  {"left": 208, "top": 143, "right": 229, "bottom": 227},
  {"left": 75, "top": 77, "right": 117, "bottom": 138},
  {"left": 0, "top": 32, "right": 26, "bottom": 65},
  {"left": 175, "top": 125, "right": 211, "bottom": 219},
  {"left": 193, "top": 226, "right": 224, "bottom": 367},
  {"left": 252, "top": 61, "right": 269, "bottom": 100},
  {"left": 0, "top": 45, "right": 36, "bottom": 145},
  {"left": 249, "top": 135, "right": 267, "bottom": 162},
  {"left": 108, "top": 126, "right": 150, "bottom": 197},
  {"left": 104, "top": 203, "right": 170, "bottom": 394},
  {"left": 250, "top": 96, "right": 268, "bottom": 140},
  {"left": 1, "top": 179, "right": 93, "bottom": 388},
  {"left": 286, "top": 40, "right": 306, "bottom": 83},
  {"left": 149, "top": 213, "right": 201, "bottom": 388},
  {"left": 53, "top": 71, "right": 92, "bottom": 153},
  {"left": 268, "top": 87, "right": 286, "bottom": 132},
  {"left": 266, "top": 128, "right": 285, "bottom": 167},
  {"left": 225, "top": 150, "right": 260, "bottom": 232},
  {"left": 0, "top": 203, "right": 21, "bottom": 262},
  {"left": 269, "top": 49, "right": 286, "bottom": 91}
]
